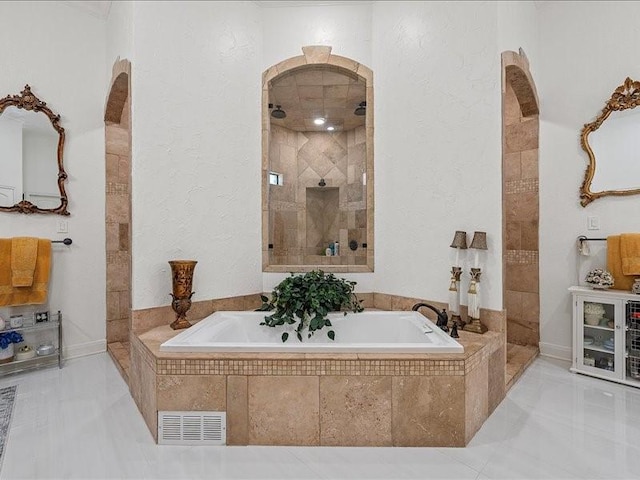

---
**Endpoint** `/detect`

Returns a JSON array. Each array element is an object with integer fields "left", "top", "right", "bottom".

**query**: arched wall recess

[
  {"left": 501, "top": 49, "right": 541, "bottom": 353},
  {"left": 262, "top": 46, "right": 374, "bottom": 273},
  {"left": 104, "top": 58, "right": 133, "bottom": 368}
]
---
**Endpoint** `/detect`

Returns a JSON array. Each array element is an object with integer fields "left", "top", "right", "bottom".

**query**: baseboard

[
  {"left": 62, "top": 340, "right": 107, "bottom": 360},
  {"left": 539, "top": 342, "right": 572, "bottom": 362}
]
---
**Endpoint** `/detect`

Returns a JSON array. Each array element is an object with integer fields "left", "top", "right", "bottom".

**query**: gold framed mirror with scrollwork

[
  {"left": 580, "top": 77, "right": 640, "bottom": 207},
  {"left": 0, "top": 85, "right": 69, "bottom": 215}
]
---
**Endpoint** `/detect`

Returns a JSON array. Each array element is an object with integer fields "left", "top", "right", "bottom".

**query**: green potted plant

[{"left": 257, "top": 270, "right": 363, "bottom": 342}]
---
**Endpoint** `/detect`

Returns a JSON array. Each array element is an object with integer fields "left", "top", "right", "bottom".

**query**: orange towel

[
  {"left": 620, "top": 233, "right": 640, "bottom": 275},
  {"left": 11, "top": 237, "right": 38, "bottom": 286},
  {"left": 607, "top": 235, "right": 635, "bottom": 292},
  {"left": 0, "top": 238, "right": 51, "bottom": 307}
]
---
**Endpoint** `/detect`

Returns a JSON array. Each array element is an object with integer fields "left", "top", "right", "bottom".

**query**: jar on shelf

[{"left": 584, "top": 354, "right": 595, "bottom": 367}]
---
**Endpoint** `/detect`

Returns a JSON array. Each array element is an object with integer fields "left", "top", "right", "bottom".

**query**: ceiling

[
  {"left": 60, "top": 1, "right": 112, "bottom": 19},
  {"left": 269, "top": 66, "right": 366, "bottom": 132}
]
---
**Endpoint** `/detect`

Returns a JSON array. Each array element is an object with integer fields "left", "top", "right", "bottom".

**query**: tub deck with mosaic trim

[{"left": 129, "top": 312, "right": 506, "bottom": 447}]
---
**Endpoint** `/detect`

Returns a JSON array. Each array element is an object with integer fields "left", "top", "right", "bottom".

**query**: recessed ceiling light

[
  {"left": 314, "top": 118, "right": 326, "bottom": 125},
  {"left": 327, "top": 126, "right": 335, "bottom": 131}
]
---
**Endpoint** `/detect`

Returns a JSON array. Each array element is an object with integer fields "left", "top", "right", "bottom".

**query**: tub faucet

[{"left": 411, "top": 303, "right": 449, "bottom": 333}]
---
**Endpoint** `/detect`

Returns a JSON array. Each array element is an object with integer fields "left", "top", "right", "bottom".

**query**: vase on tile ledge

[{"left": 169, "top": 260, "right": 197, "bottom": 330}]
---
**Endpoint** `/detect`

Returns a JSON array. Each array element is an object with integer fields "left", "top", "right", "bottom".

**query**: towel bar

[{"left": 52, "top": 238, "right": 72, "bottom": 245}]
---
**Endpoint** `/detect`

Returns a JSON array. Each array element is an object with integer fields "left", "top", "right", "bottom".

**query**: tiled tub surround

[{"left": 129, "top": 293, "right": 505, "bottom": 447}]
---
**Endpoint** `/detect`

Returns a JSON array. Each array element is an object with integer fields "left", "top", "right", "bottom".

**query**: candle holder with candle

[
  {"left": 448, "top": 231, "right": 468, "bottom": 329},
  {"left": 464, "top": 231, "right": 488, "bottom": 334}
]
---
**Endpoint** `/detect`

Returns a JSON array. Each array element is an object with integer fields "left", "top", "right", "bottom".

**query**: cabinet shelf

[
  {"left": 570, "top": 287, "right": 640, "bottom": 388},
  {"left": 0, "top": 320, "right": 59, "bottom": 335},
  {"left": 584, "top": 345, "right": 615, "bottom": 355},
  {"left": 0, "top": 310, "right": 62, "bottom": 377},
  {"left": 584, "top": 324, "right": 614, "bottom": 332}
]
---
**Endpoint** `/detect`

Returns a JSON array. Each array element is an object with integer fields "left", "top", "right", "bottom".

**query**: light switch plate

[
  {"left": 56, "top": 219, "right": 68, "bottom": 233},
  {"left": 587, "top": 216, "right": 600, "bottom": 230}
]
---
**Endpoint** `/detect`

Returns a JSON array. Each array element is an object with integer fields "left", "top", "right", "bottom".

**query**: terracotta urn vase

[{"left": 169, "top": 260, "right": 197, "bottom": 330}]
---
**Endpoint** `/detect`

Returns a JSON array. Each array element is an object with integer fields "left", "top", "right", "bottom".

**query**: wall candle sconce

[
  {"left": 464, "top": 231, "right": 488, "bottom": 334},
  {"left": 448, "top": 231, "right": 467, "bottom": 329}
]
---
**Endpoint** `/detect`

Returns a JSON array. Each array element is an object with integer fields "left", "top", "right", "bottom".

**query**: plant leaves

[
  {"left": 328, "top": 330, "right": 335, "bottom": 341},
  {"left": 259, "top": 269, "right": 363, "bottom": 342},
  {"left": 281, "top": 332, "right": 289, "bottom": 342}
]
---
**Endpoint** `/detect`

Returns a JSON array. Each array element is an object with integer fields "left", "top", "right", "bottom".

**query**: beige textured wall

[{"left": 268, "top": 124, "right": 366, "bottom": 265}]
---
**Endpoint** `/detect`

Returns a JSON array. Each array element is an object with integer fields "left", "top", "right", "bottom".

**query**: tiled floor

[
  {"left": 1, "top": 352, "right": 640, "bottom": 479},
  {"left": 506, "top": 342, "right": 539, "bottom": 390}
]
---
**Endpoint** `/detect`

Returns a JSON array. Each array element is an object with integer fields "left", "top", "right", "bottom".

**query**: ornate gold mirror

[
  {"left": 0, "top": 85, "right": 69, "bottom": 215},
  {"left": 262, "top": 47, "right": 373, "bottom": 273},
  {"left": 580, "top": 77, "right": 640, "bottom": 207}
]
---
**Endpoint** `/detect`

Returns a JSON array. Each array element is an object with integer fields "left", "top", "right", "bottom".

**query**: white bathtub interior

[{"left": 160, "top": 311, "right": 464, "bottom": 353}]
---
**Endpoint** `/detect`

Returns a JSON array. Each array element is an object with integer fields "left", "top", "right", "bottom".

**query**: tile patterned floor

[{"left": 0, "top": 352, "right": 639, "bottom": 479}]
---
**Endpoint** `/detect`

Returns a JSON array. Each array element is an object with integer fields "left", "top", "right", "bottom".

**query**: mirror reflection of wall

[
  {"left": 267, "top": 66, "right": 368, "bottom": 267},
  {"left": 0, "top": 106, "right": 59, "bottom": 208},
  {"left": 589, "top": 108, "right": 640, "bottom": 192},
  {"left": 580, "top": 77, "right": 640, "bottom": 206}
]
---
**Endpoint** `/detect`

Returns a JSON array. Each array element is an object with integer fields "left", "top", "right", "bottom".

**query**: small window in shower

[{"left": 269, "top": 172, "right": 283, "bottom": 186}]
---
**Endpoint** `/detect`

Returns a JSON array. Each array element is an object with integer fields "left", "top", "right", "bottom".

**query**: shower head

[
  {"left": 354, "top": 101, "right": 366, "bottom": 116},
  {"left": 270, "top": 104, "right": 287, "bottom": 119}
]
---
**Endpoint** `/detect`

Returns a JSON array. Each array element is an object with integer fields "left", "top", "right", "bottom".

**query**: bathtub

[{"left": 159, "top": 310, "right": 463, "bottom": 354}]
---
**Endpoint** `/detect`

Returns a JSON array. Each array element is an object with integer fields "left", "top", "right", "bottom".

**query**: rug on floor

[{"left": 0, "top": 386, "right": 17, "bottom": 471}]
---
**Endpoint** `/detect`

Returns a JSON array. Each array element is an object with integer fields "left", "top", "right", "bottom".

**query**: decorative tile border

[
  {"left": 155, "top": 358, "right": 466, "bottom": 377},
  {"left": 504, "top": 178, "right": 538, "bottom": 194},
  {"left": 505, "top": 249, "right": 538, "bottom": 265},
  {"left": 106, "top": 182, "right": 129, "bottom": 195}
]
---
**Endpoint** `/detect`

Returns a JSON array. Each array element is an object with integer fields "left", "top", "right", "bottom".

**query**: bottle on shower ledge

[
  {"left": 325, "top": 247, "right": 332, "bottom": 256},
  {"left": 334, "top": 241, "right": 340, "bottom": 256}
]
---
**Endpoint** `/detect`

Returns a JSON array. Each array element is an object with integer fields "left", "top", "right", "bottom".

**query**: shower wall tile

[
  {"left": 106, "top": 222, "right": 119, "bottom": 252},
  {"left": 504, "top": 290, "right": 522, "bottom": 323},
  {"left": 520, "top": 220, "right": 539, "bottom": 251},
  {"left": 520, "top": 148, "right": 538, "bottom": 179},
  {"left": 507, "top": 319, "right": 539, "bottom": 347},
  {"left": 107, "top": 291, "right": 120, "bottom": 321},
  {"left": 107, "top": 318, "right": 128, "bottom": 344},
  {"left": 105, "top": 125, "right": 129, "bottom": 156},
  {"left": 106, "top": 153, "right": 119, "bottom": 179},
  {"left": 505, "top": 222, "right": 521, "bottom": 250},
  {"left": 503, "top": 152, "right": 521, "bottom": 181},
  {"left": 505, "top": 264, "right": 539, "bottom": 293},
  {"left": 503, "top": 80, "right": 521, "bottom": 126},
  {"left": 521, "top": 292, "right": 540, "bottom": 324}
]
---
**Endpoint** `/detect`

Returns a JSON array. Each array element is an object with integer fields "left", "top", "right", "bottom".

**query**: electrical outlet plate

[
  {"left": 587, "top": 216, "right": 600, "bottom": 230},
  {"left": 56, "top": 219, "right": 68, "bottom": 233}
]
